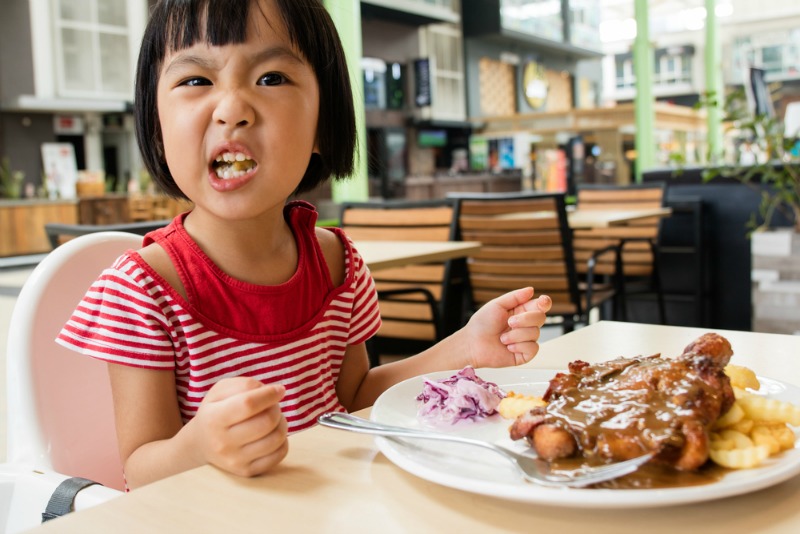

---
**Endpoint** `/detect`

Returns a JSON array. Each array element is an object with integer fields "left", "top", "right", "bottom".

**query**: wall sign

[
  {"left": 522, "top": 61, "right": 548, "bottom": 110},
  {"left": 53, "top": 115, "right": 84, "bottom": 135},
  {"left": 414, "top": 58, "right": 432, "bottom": 108}
]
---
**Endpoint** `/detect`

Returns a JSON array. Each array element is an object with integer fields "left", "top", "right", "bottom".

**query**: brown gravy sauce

[
  {"left": 549, "top": 457, "right": 728, "bottom": 489},
  {"left": 546, "top": 357, "right": 709, "bottom": 452},
  {"left": 530, "top": 355, "right": 733, "bottom": 488}
]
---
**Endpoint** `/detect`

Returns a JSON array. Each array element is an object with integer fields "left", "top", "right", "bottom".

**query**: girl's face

[{"left": 156, "top": 0, "right": 319, "bottom": 221}]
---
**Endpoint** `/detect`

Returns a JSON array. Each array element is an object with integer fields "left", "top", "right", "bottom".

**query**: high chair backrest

[{"left": 5, "top": 231, "right": 143, "bottom": 491}]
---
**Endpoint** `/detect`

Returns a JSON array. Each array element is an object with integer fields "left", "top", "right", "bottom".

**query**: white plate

[{"left": 370, "top": 368, "right": 800, "bottom": 508}]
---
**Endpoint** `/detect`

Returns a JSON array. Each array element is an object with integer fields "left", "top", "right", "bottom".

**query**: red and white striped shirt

[{"left": 57, "top": 202, "right": 381, "bottom": 433}]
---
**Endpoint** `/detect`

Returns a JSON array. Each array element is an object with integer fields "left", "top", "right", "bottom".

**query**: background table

[
  {"left": 566, "top": 206, "right": 673, "bottom": 229},
  {"left": 495, "top": 207, "right": 672, "bottom": 230},
  {"left": 355, "top": 240, "right": 481, "bottom": 271},
  {"left": 34, "top": 322, "right": 800, "bottom": 533}
]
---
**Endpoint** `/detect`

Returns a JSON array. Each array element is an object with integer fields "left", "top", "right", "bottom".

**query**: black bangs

[
  {"left": 136, "top": 0, "right": 356, "bottom": 199},
  {"left": 164, "top": 0, "right": 250, "bottom": 53}
]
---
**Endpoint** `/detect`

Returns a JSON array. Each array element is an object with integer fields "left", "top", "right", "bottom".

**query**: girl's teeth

[
  {"left": 213, "top": 155, "right": 257, "bottom": 179},
  {"left": 215, "top": 152, "right": 250, "bottom": 163}
]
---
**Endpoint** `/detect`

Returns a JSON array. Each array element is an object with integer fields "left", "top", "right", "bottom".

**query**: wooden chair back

[
  {"left": 451, "top": 192, "right": 583, "bottom": 320},
  {"left": 574, "top": 183, "right": 666, "bottom": 277},
  {"left": 339, "top": 199, "right": 461, "bottom": 363}
]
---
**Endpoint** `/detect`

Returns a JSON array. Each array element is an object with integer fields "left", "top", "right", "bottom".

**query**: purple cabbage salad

[{"left": 416, "top": 366, "right": 506, "bottom": 425}]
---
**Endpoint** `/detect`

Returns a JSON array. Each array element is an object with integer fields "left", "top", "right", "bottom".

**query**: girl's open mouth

[{"left": 211, "top": 152, "right": 258, "bottom": 180}]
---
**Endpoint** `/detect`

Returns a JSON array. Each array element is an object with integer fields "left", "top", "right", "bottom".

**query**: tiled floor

[{"left": 0, "top": 266, "right": 35, "bottom": 461}]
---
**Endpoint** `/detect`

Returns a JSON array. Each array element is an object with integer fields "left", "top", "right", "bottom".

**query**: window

[
  {"left": 731, "top": 31, "right": 800, "bottom": 82},
  {"left": 614, "top": 58, "right": 634, "bottom": 90},
  {"left": 761, "top": 46, "right": 783, "bottom": 75},
  {"left": 54, "top": 0, "right": 138, "bottom": 98},
  {"left": 500, "top": 0, "right": 564, "bottom": 43},
  {"left": 418, "top": 24, "right": 466, "bottom": 121},
  {"left": 568, "top": 0, "right": 602, "bottom": 50}
]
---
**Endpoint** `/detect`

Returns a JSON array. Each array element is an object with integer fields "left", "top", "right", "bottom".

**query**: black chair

[
  {"left": 574, "top": 182, "right": 668, "bottom": 324},
  {"left": 339, "top": 199, "right": 466, "bottom": 366},
  {"left": 44, "top": 220, "right": 171, "bottom": 249},
  {"left": 449, "top": 191, "right": 617, "bottom": 333}
]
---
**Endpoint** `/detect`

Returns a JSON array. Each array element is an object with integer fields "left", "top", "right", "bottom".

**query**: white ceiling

[
  {"left": 600, "top": 0, "right": 711, "bottom": 23},
  {"left": 598, "top": 0, "right": 737, "bottom": 42}
]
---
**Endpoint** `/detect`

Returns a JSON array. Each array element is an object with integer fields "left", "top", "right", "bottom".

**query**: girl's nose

[{"left": 212, "top": 91, "right": 254, "bottom": 128}]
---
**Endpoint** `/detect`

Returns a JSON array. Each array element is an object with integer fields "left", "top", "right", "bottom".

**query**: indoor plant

[
  {"left": 699, "top": 88, "right": 800, "bottom": 334},
  {"left": 0, "top": 156, "right": 25, "bottom": 199},
  {"left": 700, "top": 88, "right": 799, "bottom": 233}
]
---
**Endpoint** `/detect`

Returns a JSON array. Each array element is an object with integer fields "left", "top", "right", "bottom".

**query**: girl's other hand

[
  {"left": 465, "top": 287, "right": 552, "bottom": 368},
  {"left": 188, "top": 377, "right": 288, "bottom": 477}
]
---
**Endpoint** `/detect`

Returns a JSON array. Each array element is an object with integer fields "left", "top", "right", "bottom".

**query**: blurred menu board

[{"left": 41, "top": 142, "right": 78, "bottom": 199}]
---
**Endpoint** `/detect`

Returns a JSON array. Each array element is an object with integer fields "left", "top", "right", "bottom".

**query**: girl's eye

[
  {"left": 258, "top": 73, "right": 285, "bottom": 86},
  {"left": 180, "top": 77, "right": 211, "bottom": 87}
]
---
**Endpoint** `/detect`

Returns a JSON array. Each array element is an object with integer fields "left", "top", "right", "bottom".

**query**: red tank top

[{"left": 143, "top": 201, "right": 332, "bottom": 336}]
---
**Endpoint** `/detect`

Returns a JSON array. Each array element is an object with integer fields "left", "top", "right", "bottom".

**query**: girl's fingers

[
  {"left": 214, "top": 383, "right": 285, "bottom": 427},
  {"left": 505, "top": 342, "right": 540, "bottom": 365},
  {"left": 501, "top": 326, "right": 540, "bottom": 346},
  {"left": 243, "top": 439, "right": 290, "bottom": 477},
  {"left": 534, "top": 294, "right": 552, "bottom": 312},
  {"left": 508, "top": 309, "right": 548, "bottom": 329},
  {"left": 491, "top": 287, "right": 535, "bottom": 312},
  {"left": 226, "top": 404, "right": 286, "bottom": 445},
  {"left": 205, "top": 376, "right": 264, "bottom": 402}
]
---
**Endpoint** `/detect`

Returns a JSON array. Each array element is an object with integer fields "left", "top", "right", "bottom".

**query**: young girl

[{"left": 57, "top": 0, "right": 552, "bottom": 489}]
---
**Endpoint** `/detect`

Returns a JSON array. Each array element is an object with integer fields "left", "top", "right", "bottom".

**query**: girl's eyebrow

[
  {"left": 162, "top": 53, "right": 217, "bottom": 75},
  {"left": 162, "top": 45, "right": 305, "bottom": 76},
  {"left": 251, "top": 45, "right": 306, "bottom": 67}
]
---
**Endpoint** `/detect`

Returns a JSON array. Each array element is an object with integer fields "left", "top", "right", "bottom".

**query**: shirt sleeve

[
  {"left": 344, "top": 239, "right": 382, "bottom": 346},
  {"left": 56, "top": 253, "right": 177, "bottom": 370}
]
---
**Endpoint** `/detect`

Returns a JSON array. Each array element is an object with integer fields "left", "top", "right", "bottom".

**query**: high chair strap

[{"left": 41, "top": 477, "right": 101, "bottom": 523}]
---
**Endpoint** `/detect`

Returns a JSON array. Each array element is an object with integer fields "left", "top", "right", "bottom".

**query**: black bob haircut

[{"left": 134, "top": 0, "right": 357, "bottom": 198}]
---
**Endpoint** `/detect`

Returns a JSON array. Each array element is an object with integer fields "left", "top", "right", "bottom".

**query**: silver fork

[{"left": 317, "top": 412, "right": 654, "bottom": 488}]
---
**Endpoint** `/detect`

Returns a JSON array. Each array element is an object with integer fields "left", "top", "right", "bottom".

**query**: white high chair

[{"left": 1, "top": 231, "right": 142, "bottom": 532}]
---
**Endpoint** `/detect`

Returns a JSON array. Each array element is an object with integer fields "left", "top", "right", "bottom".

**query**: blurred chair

[
  {"left": 450, "top": 191, "right": 617, "bottom": 333},
  {"left": 1, "top": 231, "right": 141, "bottom": 531},
  {"left": 128, "top": 195, "right": 154, "bottom": 222},
  {"left": 44, "top": 220, "right": 169, "bottom": 249},
  {"left": 339, "top": 199, "right": 464, "bottom": 366},
  {"left": 574, "top": 182, "right": 667, "bottom": 323}
]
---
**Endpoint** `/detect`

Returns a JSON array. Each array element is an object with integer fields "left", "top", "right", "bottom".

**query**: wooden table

[
  {"left": 355, "top": 240, "right": 482, "bottom": 271},
  {"left": 493, "top": 206, "right": 672, "bottom": 229},
  {"left": 32, "top": 322, "right": 800, "bottom": 533},
  {"left": 567, "top": 206, "right": 673, "bottom": 229}
]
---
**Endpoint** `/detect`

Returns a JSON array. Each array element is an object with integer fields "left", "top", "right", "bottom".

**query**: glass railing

[{"left": 500, "top": 0, "right": 564, "bottom": 43}]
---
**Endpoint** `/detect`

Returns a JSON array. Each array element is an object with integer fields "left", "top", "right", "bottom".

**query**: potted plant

[
  {"left": 0, "top": 156, "right": 25, "bottom": 199},
  {"left": 699, "top": 88, "right": 800, "bottom": 334}
]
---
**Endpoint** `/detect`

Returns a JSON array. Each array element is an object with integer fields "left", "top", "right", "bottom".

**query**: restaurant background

[{"left": 1, "top": 0, "right": 799, "bottom": 328}]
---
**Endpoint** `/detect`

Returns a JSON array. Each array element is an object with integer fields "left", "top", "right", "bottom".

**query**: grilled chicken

[{"left": 509, "top": 333, "right": 735, "bottom": 471}]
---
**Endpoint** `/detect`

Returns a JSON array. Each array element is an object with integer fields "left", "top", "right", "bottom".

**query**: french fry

[
  {"left": 737, "top": 394, "right": 800, "bottom": 426},
  {"left": 497, "top": 392, "right": 546, "bottom": 420},
  {"left": 714, "top": 402, "right": 745, "bottom": 428},
  {"left": 727, "top": 417, "right": 755, "bottom": 435},
  {"left": 751, "top": 425, "right": 781, "bottom": 454},
  {"left": 725, "top": 364, "right": 761, "bottom": 390},
  {"left": 709, "top": 435, "right": 735, "bottom": 451},
  {"left": 717, "top": 429, "right": 754, "bottom": 449},
  {"left": 752, "top": 422, "right": 797, "bottom": 452},
  {"left": 707, "top": 365, "right": 799, "bottom": 470},
  {"left": 709, "top": 445, "right": 770, "bottom": 469}
]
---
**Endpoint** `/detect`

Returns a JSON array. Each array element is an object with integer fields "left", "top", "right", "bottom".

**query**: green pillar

[
  {"left": 324, "top": 0, "right": 369, "bottom": 201},
  {"left": 705, "top": 0, "right": 723, "bottom": 164},
  {"left": 633, "top": 0, "right": 655, "bottom": 183}
]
